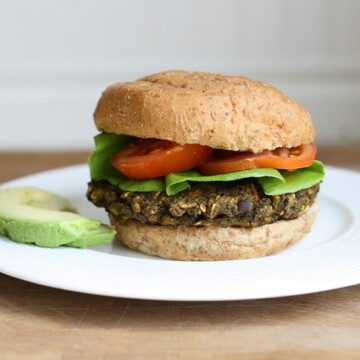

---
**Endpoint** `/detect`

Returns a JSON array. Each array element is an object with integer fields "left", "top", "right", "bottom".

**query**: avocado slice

[{"left": 0, "top": 187, "right": 115, "bottom": 248}]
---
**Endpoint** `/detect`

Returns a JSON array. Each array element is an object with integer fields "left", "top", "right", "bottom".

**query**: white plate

[{"left": 0, "top": 164, "right": 359, "bottom": 301}]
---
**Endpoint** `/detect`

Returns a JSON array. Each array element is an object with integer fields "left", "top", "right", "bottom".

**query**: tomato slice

[
  {"left": 198, "top": 143, "right": 317, "bottom": 175},
  {"left": 111, "top": 138, "right": 214, "bottom": 179}
]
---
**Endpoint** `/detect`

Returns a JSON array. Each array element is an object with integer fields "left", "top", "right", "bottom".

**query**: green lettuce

[
  {"left": 88, "top": 133, "right": 325, "bottom": 196},
  {"left": 88, "top": 132, "right": 135, "bottom": 185}
]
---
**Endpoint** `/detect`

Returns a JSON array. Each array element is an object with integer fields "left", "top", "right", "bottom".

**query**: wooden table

[{"left": 0, "top": 148, "right": 359, "bottom": 359}]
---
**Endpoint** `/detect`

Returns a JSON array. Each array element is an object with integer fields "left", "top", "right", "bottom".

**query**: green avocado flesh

[
  {"left": 88, "top": 132, "right": 325, "bottom": 196},
  {"left": 0, "top": 187, "right": 115, "bottom": 248}
]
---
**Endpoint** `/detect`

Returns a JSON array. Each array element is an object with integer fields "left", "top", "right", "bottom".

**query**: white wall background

[{"left": 1, "top": 0, "right": 359, "bottom": 150}]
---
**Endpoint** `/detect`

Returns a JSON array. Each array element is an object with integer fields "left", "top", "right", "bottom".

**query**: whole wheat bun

[
  {"left": 94, "top": 70, "right": 314, "bottom": 153},
  {"left": 110, "top": 203, "right": 319, "bottom": 261}
]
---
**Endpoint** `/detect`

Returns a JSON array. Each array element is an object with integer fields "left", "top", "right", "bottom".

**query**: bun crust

[
  {"left": 110, "top": 203, "right": 319, "bottom": 261},
  {"left": 94, "top": 70, "right": 315, "bottom": 152}
]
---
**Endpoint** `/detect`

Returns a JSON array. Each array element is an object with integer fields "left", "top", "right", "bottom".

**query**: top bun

[{"left": 93, "top": 70, "right": 315, "bottom": 153}]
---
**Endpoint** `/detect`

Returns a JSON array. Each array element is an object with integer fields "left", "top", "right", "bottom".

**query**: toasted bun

[
  {"left": 110, "top": 203, "right": 319, "bottom": 261},
  {"left": 94, "top": 70, "right": 314, "bottom": 153}
]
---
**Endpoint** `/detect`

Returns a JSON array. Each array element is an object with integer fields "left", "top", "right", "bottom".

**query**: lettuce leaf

[
  {"left": 88, "top": 133, "right": 134, "bottom": 185},
  {"left": 88, "top": 132, "right": 325, "bottom": 196},
  {"left": 258, "top": 160, "right": 325, "bottom": 195},
  {"left": 119, "top": 178, "right": 165, "bottom": 192},
  {"left": 165, "top": 168, "right": 283, "bottom": 195}
]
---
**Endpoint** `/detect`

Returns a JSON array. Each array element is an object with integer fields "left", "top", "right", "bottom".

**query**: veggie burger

[{"left": 87, "top": 70, "right": 324, "bottom": 260}]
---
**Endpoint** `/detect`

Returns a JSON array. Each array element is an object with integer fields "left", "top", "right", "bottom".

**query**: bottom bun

[{"left": 110, "top": 203, "right": 319, "bottom": 261}]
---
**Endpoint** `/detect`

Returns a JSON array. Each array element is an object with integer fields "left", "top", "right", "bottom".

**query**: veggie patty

[{"left": 87, "top": 180, "right": 319, "bottom": 228}]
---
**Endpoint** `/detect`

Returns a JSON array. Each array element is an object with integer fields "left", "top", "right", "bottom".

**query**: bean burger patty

[{"left": 87, "top": 180, "right": 319, "bottom": 228}]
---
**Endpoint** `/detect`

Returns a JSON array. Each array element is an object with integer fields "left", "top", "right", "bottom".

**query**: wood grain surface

[{"left": 0, "top": 147, "right": 359, "bottom": 359}]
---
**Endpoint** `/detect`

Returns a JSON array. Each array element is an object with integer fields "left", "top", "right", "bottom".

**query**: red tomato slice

[
  {"left": 198, "top": 143, "right": 317, "bottom": 175},
  {"left": 111, "top": 138, "right": 214, "bottom": 179}
]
